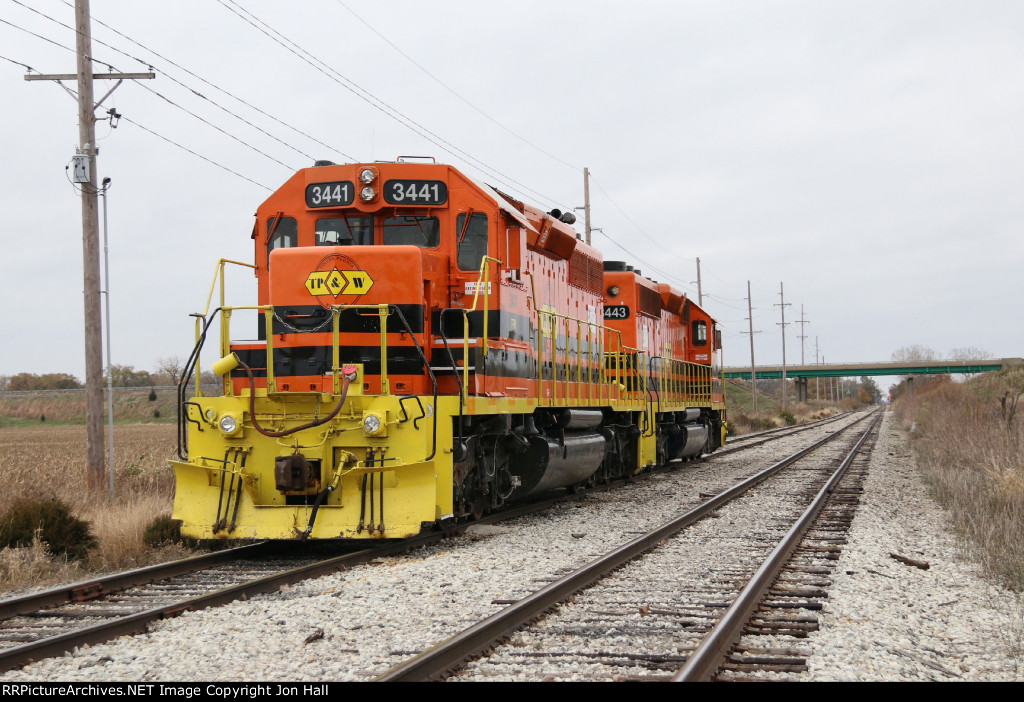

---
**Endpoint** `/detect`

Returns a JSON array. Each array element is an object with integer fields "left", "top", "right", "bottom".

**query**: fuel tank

[
  {"left": 667, "top": 422, "right": 709, "bottom": 461},
  {"left": 509, "top": 433, "right": 606, "bottom": 497}
]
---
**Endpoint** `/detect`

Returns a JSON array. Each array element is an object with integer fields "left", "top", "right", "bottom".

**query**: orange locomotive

[{"left": 172, "top": 158, "right": 726, "bottom": 540}]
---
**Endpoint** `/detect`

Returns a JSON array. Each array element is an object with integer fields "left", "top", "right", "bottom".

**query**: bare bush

[
  {"left": 0, "top": 424, "right": 192, "bottom": 592},
  {"left": 895, "top": 368, "right": 1024, "bottom": 589}
]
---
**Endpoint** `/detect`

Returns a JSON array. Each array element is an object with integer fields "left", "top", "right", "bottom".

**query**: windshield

[
  {"left": 316, "top": 216, "right": 372, "bottom": 246},
  {"left": 382, "top": 215, "right": 439, "bottom": 248}
]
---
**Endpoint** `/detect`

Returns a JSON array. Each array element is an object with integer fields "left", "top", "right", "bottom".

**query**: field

[
  {"left": 0, "top": 422, "right": 192, "bottom": 591},
  {"left": 724, "top": 378, "right": 844, "bottom": 433},
  {"left": 0, "top": 387, "right": 190, "bottom": 427}
]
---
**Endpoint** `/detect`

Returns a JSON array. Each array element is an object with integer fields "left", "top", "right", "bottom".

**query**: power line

[
  {"left": 216, "top": 0, "right": 566, "bottom": 208},
  {"left": 333, "top": 0, "right": 578, "bottom": 172},
  {"left": 590, "top": 228, "right": 698, "bottom": 295},
  {"left": 134, "top": 82, "right": 295, "bottom": 171},
  {"left": 0, "top": 51, "right": 34, "bottom": 71},
  {"left": 15, "top": 0, "right": 305, "bottom": 170},
  {"left": 589, "top": 173, "right": 693, "bottom": 261},
  {"left": 0, "top": 15, "right": 110, "bottom": 68},
  {"left": 121, "top": 115, "right": 273, "bottom": 191},
  {"left": 52, "top": 0, "right": 354, "bottom": 163}
]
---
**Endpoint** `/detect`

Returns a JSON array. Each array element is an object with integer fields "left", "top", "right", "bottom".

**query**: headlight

[
  {"left": 360, "top": 186, "right": 376, "bottom": 202},
  {"left": 362, "top": 412, "right": 384, "bottom": 436},
  {"left": 359, "top": 167, "right": 376, "bottom": 184},
  {"left": 219, "top": 414, "right": 238, "bottom": 435}
]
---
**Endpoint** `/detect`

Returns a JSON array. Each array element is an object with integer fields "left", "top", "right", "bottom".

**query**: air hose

[{"left": 236, "top": 360, "right": 357, "bottom": 438}]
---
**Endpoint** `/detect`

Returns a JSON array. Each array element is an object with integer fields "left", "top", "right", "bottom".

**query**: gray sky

[{"left": 1, "top": 0, "right": 1021, "bottom": 389}]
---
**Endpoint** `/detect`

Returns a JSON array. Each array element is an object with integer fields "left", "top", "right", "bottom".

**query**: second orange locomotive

[{"left": 172, "top": 158, "right": 726, "bottom": 540}]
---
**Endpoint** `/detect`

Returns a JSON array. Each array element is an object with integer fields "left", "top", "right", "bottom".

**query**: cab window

[
  {"left": 316, "top": 216, "right": 371, "bottom": 246},
  {"left": 382, "top": 215, "right": 439, "bottom": 247},
  {"left": 456, "top": 213, "right": 489, "bottom": 271},
  {"left": 692, "top": 320, "right": 707, "bottom": 346},
  {"left": 266, "top": 216, "right": 297, "bottom": 267}
]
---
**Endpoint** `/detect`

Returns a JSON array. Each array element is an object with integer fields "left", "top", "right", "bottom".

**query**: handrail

[
  {"left": 201, "top": 256, "right": 721, "bottom": 415},
  {"left": 462, "top": 255, "right": 503, "bottom": 404},
  {"left": 214, "top": 302, "right": 394, "bottom": 396},
  {"left": 192, "top": 259, "right": 257, "bottom": 398}
]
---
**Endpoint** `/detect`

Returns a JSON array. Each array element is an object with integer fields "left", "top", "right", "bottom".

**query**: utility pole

[
  {"left": 797, "top": 305, "right": 809, "bottom": 365},
  {"left": 25, "top": 0, "right": 154, "bottom": 493},
  {"left": 74, "top": 0, "right": 102, "bottom": 494},
  {"left": 696, "top": 257, "right": 704, "bottom": 307},
  {"left": 814, "top": 336, "right": 820, "bottom": 400},
  {"left": 582, "top": 167, "right": 592, "bottom": 246},
  {"left": 743, "top": 280, "right": 761, "bottom": 412},
  {"left": 774, "top": 282, "right": 791, "bottom": 408}
]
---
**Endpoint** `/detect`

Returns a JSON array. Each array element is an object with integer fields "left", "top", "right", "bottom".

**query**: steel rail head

[
  {"left": 0, "top": 533, "right": 445, "bottom": 673},
  {"left": 672, "top": 408, "right": 883, "bottom": 682},
  {"left": 374, "top": 411, "right": 877, "bottom": 682},
  {"left": 0, "top": 541, "right": 270, "bottom": 621}
]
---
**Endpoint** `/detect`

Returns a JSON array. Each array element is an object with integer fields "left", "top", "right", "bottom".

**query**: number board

[
  {"left": 604, "top": 305, "right": 630, "bottom": 320},
  {"left": 306, "top": 181, "right": 355, "bottom": 208},
  {"left": 383, "top": 180, "right": 448, "bottom": 206}
]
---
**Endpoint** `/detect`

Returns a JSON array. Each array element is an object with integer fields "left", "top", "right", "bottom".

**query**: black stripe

[
  {"left": 233, "top": 345, "right": 425, "bottom": 377},
  {"left": 432, "top": 309, "right": 533, "bottom": 342},
  {"left": 258, "top": 305, "right": 425, "bottom": 337}
]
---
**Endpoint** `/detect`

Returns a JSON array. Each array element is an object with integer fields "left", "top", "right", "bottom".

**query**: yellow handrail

[
  {"left": 193, "top": 259, "right": 257, "bottom": 397},
  {"left": 212, "top": 302, "right": 392, "bottom": 397}
]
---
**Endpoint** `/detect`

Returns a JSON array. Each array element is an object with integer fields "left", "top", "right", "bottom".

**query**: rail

[
  {"left": 374, "top": 411, "right": 875, "bottom": 681},
  {"left": 673, "top": 408, "right": 883, "bottom": 681}
]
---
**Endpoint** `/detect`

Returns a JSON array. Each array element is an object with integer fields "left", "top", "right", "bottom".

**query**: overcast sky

[{"left": 1, "top": 0, "right": 1021, "bottom": 390}]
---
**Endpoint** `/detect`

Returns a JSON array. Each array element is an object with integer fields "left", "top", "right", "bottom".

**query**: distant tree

[
  {"left": 104, "top": 364, "right": 153, "bottom": 388},
  {"left": 6, "top": 373, "right": 40, "bottom": 391},
  {"left": 859, "top": 377, "right": 881, "bottom": 403},
  {"left": 5, "top": 372, "right": 83, "bottom": 390},
  {"left": 154, "top": 356, "right": 186, "bottom": 386},
  {"left": 950, "top": 347, "right": 991, "bottom": 361},
  {"left": 45, "top": 373, "right": 84, "bottom": 389},
  {"left": 200, "top": 370, "right": 221, "bottom": 391},
  {"left": 0, "top": 376, "right": 8, "bottom": 391},
  {"left": 949, "top": 347, "right": 992, "bottom": 380},
  {"left": 891, "top": 344, "right": 937, "bottom": 363},
  {"left": 892, "top": 345, "right": 938, "bottom": 384}
]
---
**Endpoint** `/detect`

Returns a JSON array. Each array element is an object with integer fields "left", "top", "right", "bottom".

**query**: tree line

[{"left": 0, "top": 357, "right": 192, "bottom": 391}]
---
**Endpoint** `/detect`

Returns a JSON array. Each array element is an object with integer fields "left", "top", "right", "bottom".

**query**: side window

[
  {"left": 382, "top": 216, "right": 439, "bottom": 247},
  {"left": 456, "top": 212, "right": 489, "bottom": 271},
  {"left": 692, "top": 320, "right": 707, "bottom": 346},
  {"left": 266, "top": 216, "right": 297, "bottom": 267},
  {"left": 316, "top": 216, "right": 372, "bottom": 246}
]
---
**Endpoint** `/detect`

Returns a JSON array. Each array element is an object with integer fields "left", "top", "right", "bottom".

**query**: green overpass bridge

[{"left": 722, "top": 358, "right": 1022, "bottom": 401}]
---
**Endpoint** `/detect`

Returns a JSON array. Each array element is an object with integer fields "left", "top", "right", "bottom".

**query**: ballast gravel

[
  {"left": 0, "top": 410, "right": 1020, "bottom": 681},
  {"left": 793, "top": 410, "right": 1023, "bottom": 681}
]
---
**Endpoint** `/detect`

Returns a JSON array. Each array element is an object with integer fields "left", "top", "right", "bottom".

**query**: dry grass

[
  {"left": 728, "top": 403, "right": 840, "bottom": 436},
  {"left": 0, "top": 423, "right": 193, "bottom": 593},
  {"left": 0, "top": 536, "right": 85, "bottom": 592},
  {"left": 895, "top": 368, "right": 1024, "bottom": 590},
  {"left": 0, "top": 388, "right": 180, "bottom": 426}
]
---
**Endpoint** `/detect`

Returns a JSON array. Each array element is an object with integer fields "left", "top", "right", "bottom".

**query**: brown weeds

[
  {"left": 0, "top": 423, "right": 192, "bottom": 592},
  {"left": 895, "top": 368, "right": 1024, "bottom": 589}
]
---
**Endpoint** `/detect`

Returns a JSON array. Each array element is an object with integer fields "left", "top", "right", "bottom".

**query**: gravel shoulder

[
  {"left": 1, "top": 410, "right": 1020, "bottom": 681},
  {"left": 798, "top": 409, "right": 1024, "bottom": 681}
]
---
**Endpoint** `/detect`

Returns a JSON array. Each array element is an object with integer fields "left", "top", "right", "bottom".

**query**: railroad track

[
  {"left": 0, "top": 410, "right": 872, "bottom": 677},
  {"left": 714, "top": 411, "right": 853, "bottom": 456},
  {"left": 374, "top": 409, "right": 882, "bottom": 681},
  {"left": 0, "top": 469, "right": 710, "bottom": 672},
  {"left": 0, "top": 539, "right": 443, "bottom": 672}
]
